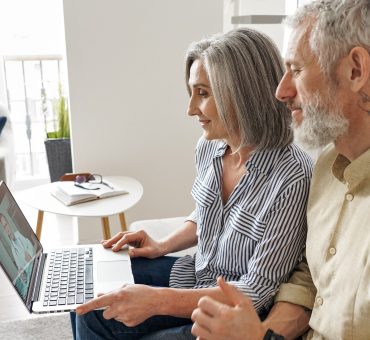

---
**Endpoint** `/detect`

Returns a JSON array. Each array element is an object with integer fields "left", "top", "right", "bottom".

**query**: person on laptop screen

[
  {"left": 0, "top": 209, "right": 37, "bottom": 299},
  {"left": 72, "top": 28, "right": 313, "bottom": 339}
]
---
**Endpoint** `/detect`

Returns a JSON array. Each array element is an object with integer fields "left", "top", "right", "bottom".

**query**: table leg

[
  {"left": 101, "top": 217, "right": 111, "bottom": 240},
  {"left": 119, "top": 212, "right": 127, "bottom": 232},
  {"left": 36, "top": 210, "right": 44, "bottom": 240}
]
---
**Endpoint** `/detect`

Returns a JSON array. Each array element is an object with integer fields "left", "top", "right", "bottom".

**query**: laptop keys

[{"left": 43, "top": 247, "right": 94, "bottom": 306}]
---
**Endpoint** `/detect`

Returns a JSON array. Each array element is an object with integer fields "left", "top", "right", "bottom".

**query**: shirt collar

[
  {"left": 332, "top": 147, "right": 370, "bottom": 187},
  {"left": 214, "top": 140, "right": 282, "bottom": 176}
]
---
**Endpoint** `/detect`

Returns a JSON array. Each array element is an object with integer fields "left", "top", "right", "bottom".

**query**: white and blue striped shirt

[{"left": 170, "top": 137, "right": 313, "bottom": 313}]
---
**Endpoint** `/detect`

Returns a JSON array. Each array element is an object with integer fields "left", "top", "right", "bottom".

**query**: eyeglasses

[{"left": 74, "top": 174, "right": 114, "bottom": 190}]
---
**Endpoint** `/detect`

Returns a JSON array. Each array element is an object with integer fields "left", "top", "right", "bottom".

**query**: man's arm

[{"left": 263, "top": 256, "right": 316, "bottom": 339}]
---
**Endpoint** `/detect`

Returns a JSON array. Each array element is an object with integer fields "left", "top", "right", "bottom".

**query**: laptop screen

[{"left": 0, "top": 182, "right": 42, "bottom": 304}]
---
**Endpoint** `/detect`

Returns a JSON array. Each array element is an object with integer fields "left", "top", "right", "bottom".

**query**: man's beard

[{"left": 292, "top": 91, "right": 349, "bottom": 149}]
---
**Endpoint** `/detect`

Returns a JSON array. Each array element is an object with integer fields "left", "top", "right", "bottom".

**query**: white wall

[{"left": 63, "top": 0, "right": 223, "bottom": 242}]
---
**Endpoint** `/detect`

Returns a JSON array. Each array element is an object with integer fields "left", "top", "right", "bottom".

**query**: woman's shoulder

[{"left": 272, "top": 143, "right": 314, "bottom": 178}]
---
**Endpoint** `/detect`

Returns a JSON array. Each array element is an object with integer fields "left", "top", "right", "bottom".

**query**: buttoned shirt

[
  {"left": 276, "top": 144, "right": 370, "bottom": 339},
  {"left": 170, "top": 137, "right": 312, "bottom": 313}
]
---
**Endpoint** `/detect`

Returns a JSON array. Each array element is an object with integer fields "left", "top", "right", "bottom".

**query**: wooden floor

[{"left": 0, "top": 193, "right": 75, "bottom": 322}]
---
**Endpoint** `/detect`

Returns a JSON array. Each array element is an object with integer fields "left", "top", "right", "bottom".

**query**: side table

[{"left": 18, "top": 176, "right": 143, "bottom": 240}]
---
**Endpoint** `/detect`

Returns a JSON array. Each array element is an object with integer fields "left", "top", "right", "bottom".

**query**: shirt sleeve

[
  {"left": 186, "top": 209, "right": 197, "bottom": 224},
  {"left": 274, "top": 253, "right": 316, "bottom": 309},
  {"left": 229, "top": 178, "right": 310, "bottom": 313}
]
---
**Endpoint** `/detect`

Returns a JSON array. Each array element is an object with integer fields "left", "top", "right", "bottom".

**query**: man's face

[{"left": 275, "top": 25, "right": 348, "bottom": 148}]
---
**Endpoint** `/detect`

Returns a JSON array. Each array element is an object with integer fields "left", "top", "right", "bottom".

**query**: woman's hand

[
  {"left": 76, "top": 284, "right": 161, "bottom": 327},
  {"left": 101, "top": 230, "right": 166, "bottom": 258}
]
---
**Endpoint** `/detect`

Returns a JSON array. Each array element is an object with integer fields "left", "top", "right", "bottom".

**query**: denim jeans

[{"left": 70, "top": 256, "right": 195, "bottom": 340}]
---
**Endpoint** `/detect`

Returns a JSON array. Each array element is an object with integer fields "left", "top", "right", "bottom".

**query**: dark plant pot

[{"left": 44, "top": 138, "right": 73, "bottom": 182}]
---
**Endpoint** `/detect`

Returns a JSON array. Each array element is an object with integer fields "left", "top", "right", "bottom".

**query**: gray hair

[
  {"left": 185, "top": 28, "right": 292, "bottom": 152},
  {"left": 286, "top": 0, "right": 370, "bottom": 78}
]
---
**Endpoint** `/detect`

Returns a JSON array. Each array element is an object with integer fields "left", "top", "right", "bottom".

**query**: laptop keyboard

[{"left": 43, "top": 247, "right": 94, "bottom": 307}]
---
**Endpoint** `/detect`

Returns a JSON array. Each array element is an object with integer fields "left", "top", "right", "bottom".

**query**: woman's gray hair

[
  {"left": 286, "top": 0, "right": 370, "bottom": 78},
  {"left": 185, "top": 28, "right": 292, "bottom": 152}
]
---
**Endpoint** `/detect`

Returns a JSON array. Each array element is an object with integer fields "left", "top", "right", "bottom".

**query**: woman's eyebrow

[{"left": 188, "top": 82, "right": 210, "bottom": 88}]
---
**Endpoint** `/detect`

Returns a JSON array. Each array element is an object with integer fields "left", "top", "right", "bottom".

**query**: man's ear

[{"left": 347, "top": 46, "right": 370, "bottom": 92}]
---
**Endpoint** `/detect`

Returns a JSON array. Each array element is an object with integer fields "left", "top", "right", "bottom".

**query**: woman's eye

[{"left": 198, "top": 89, "right": 208, "bottom": 97}]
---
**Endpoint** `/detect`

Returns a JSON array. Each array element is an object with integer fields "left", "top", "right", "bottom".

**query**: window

[
  {"left": 4, "top": 56, "right": 68, "bottom": 179},
  {"left": 0, "top": 0, "right": 67, "bottom": 186}
]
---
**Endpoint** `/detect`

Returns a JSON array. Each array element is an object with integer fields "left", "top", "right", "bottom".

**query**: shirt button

[
  {"left": 316, "top": 297, "right": 323, "bottom": 306},
  {"left": 329, "top": 247, "right": 336, "bottom": 255},
  {"left": 346, "top": 193, "right": 354, "bottom": 201}
]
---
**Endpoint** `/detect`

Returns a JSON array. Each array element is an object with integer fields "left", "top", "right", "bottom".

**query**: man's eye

[{"left": 291, "top": 68, "right": 302, "bottom": 77}]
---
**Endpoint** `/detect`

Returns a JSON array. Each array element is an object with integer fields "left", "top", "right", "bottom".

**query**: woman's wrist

[{"left": 157, "top": 239, "right": 172, "bottom": 256}]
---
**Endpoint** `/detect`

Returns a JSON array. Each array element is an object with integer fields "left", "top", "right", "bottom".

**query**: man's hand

[
  {"left": 191, "top": 277, "right": 266, "bottom": 340},
  {"left": 76, "top": 284, "right": 160, "bottom": 327},
  {"left": 101, "top": 230, "right": 166, "bottom": 258}
]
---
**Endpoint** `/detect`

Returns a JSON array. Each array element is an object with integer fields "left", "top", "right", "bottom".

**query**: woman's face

[{"left": 187, "top": 60, "right": 228, "bottom": 141}]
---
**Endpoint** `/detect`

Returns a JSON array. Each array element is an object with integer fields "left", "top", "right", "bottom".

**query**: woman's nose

[
  {"left": 275, "top": 72, "right": 297, "bottom": 103},
  {"left": 187, "top": 97, "right": 200, "bottom": 117}
]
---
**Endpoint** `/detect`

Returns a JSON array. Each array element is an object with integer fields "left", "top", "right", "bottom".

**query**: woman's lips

[{"left": 199, "top": 119, "right": 211, "bottom": 127}]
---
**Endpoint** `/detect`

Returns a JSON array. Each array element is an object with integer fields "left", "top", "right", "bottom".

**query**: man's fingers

[
  {"left": 217, "top": 277, "right": 248, "bottom": 307},
  {"left": 191, "top": 308, "right": 212, "bottom": 339},
  {"left": 191, "top": 307, "right": 212, "bottom": 330},
  {"left": 197, "top": 296, "right": 225, "bottom": 318},
  {"left": 76, "top": 293, "right": 114, "bottom": 315},
  {"left": 191, "top": 322, "right": 211, "bottom": 340}
]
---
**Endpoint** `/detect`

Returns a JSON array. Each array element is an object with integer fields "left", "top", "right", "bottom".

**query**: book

[{"left": 50, "top": 181, "right": 129, "bottom": 206}]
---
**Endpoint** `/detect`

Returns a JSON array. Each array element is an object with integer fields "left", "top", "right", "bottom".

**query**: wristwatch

[{"left": 263, "top": 329, "right": 285, "bottom": 340}]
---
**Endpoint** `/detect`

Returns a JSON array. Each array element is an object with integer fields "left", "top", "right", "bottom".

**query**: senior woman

[{"left": 71, "top": 27, "right": 312, "bottom": 339}]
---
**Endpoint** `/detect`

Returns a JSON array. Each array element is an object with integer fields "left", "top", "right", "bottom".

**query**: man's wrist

[{"left": 263, "top": 329, "right": 285, "bottom": 340}]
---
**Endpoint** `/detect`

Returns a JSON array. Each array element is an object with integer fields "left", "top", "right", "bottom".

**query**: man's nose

[{"left": 275, "top": 72, "right": 296, "bottom": 102}]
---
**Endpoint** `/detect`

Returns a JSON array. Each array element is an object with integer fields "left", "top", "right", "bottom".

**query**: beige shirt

[{"left": 276, "top": 144, "right": 370, "bottom": 339}]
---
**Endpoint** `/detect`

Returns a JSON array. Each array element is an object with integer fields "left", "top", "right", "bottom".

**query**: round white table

[{"left": 18, "top": 176, "right": 143, "bottom": 240}]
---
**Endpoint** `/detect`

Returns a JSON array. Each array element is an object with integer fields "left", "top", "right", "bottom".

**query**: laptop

[{"left": 0, "top": 181, "right": 134, "bottom": 314}]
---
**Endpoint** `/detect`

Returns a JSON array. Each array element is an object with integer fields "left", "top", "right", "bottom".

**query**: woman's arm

[
  {"left": 77, "top": 281, "right": 230, "bottom": 326},
  {"left": 102, "top": 220, "right": 198, "bottom": 258}
]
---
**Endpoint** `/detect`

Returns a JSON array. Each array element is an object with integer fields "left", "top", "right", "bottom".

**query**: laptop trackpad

[{"left": 97, "top": 260, "right": 132, "bottom": 282}]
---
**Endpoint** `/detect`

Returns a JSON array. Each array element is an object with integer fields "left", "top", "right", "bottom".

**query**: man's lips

[{"left": 287, "top": 104, "right": 302, "bottom": 117}]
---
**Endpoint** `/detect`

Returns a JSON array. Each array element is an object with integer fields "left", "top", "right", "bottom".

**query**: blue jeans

[{"left": 70, "top": 256, "right": 195, "bottom": 340}]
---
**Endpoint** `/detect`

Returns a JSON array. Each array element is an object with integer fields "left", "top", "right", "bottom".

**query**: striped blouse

[{"left": 169, "top": 137, "right": 313, "bottom": 313}]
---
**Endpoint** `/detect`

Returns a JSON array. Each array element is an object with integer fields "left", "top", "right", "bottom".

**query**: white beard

[{"left": 293, "top": 91, "right": 349, "bottom": 149}]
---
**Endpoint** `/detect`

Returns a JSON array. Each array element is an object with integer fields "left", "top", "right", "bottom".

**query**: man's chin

[{"left": 293, "top": 128, "right": 332, "bottom": 150}]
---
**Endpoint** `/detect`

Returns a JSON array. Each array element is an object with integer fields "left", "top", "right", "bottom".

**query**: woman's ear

[{"left": 347, "top": 46, "right": 370, "bottom": 92}]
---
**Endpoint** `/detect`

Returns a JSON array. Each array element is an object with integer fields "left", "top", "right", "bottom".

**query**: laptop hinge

[{"left": 31, "top": 252, "right": 47, "bottom": 302}]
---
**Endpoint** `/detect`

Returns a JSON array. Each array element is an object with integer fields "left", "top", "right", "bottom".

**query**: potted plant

[{"left": 43, "top": 84, "right": 73, "bottom": 182}]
